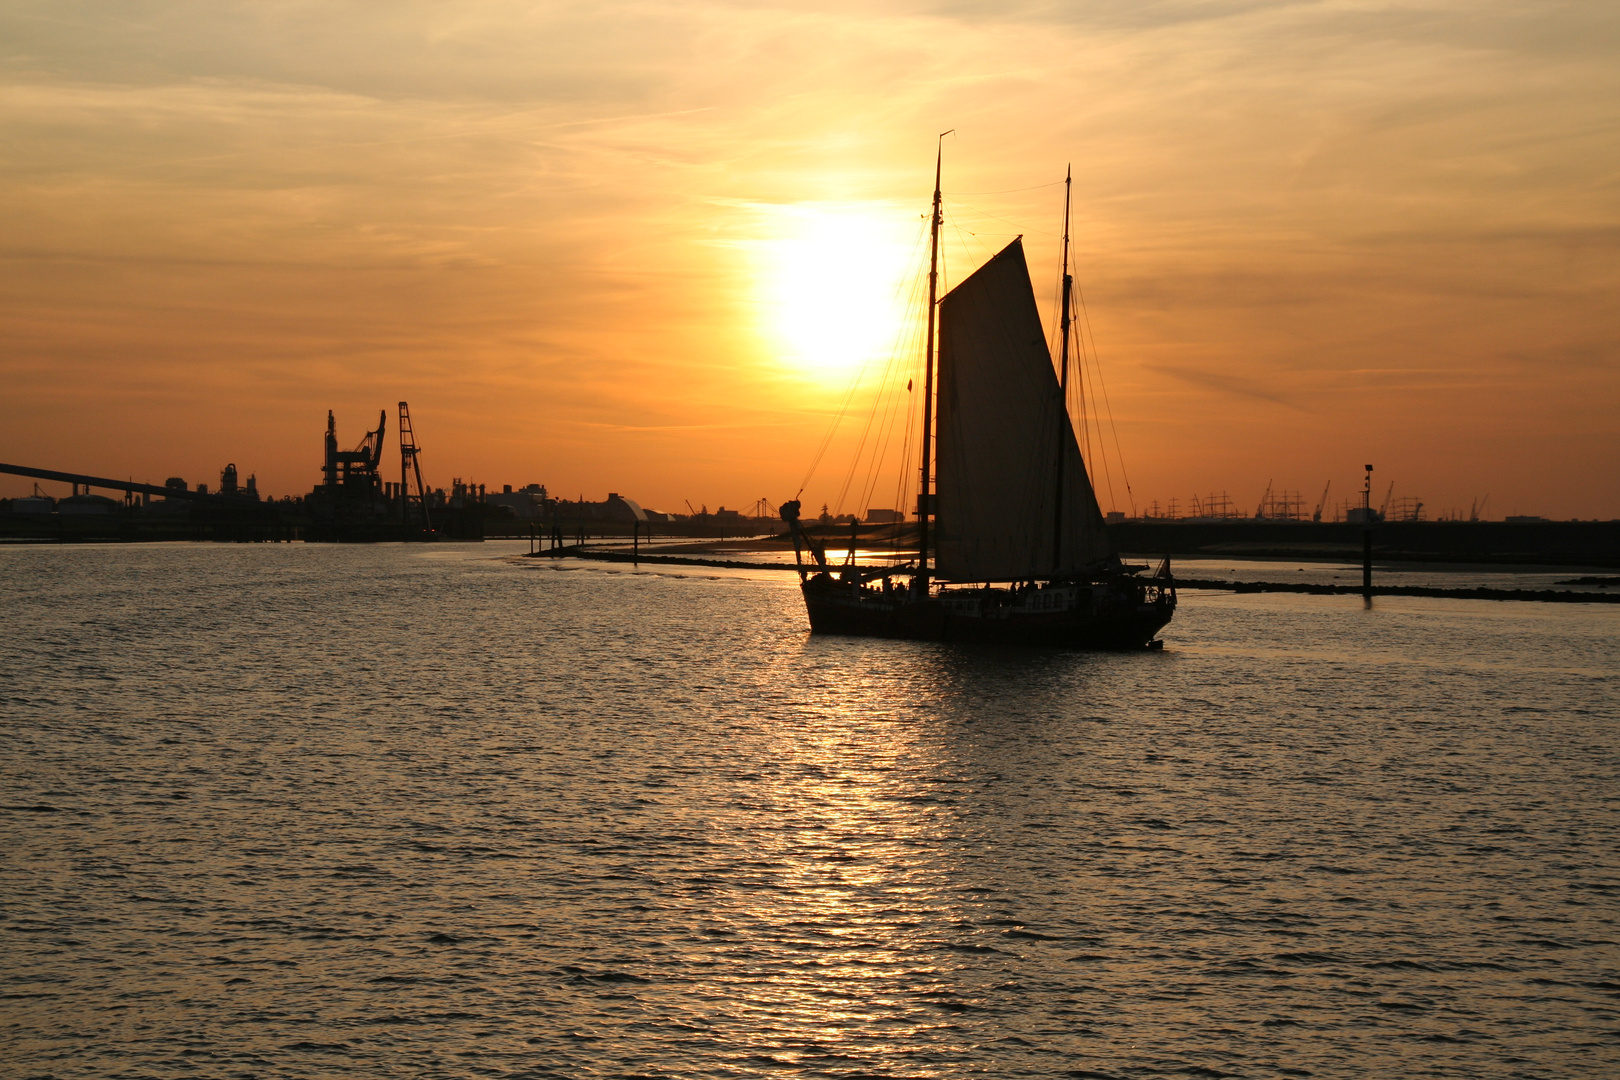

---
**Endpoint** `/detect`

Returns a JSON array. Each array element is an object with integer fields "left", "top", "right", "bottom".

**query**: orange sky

[{"left": 3, "top": 1, "right": 1617, "bottom": 519}]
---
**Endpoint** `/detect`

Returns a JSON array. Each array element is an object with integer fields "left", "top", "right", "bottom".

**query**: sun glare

[{"left": 752, "top": 204, "right": 922, "bottom": 381}]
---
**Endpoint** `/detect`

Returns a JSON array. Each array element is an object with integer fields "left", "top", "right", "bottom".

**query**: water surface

[{"left": 3, "top": 542, "right": 1617, "bottom": 1078}]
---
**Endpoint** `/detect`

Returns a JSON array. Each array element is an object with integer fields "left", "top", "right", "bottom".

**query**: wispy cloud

[
  {"left": 0, "top": 0, "right": 1614, "bottom": 514},
  {"left": 1145, "top": 365, "right": 1303, "bottom": 409}
]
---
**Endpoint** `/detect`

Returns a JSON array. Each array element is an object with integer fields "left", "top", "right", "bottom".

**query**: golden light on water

[{"left": 750, "top": 203, "right": 924, "bottom": 382}]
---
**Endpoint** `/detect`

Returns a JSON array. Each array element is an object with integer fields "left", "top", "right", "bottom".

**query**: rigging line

[
  {"left": 798, "top": 340, "right": 879, "bottom": 497},
  {"left": 1082, "top": 321, "right": 1118, "bottom": 512},
  {"left": 1072, "top": 308, "right": 1108, "bottom": 507},
  {"left": 875, "top": 348, "right": 919, "bottom": 534},
  {"left": 800, "top": 239, "right": 919, "bottom": 501},
  {"left": 1045, "top": 236, "right": 1066, "bottom": 365},
  {"left": 860, "top": 256, "right": 929, "bottom": 506},
  {"left": 884, "top": 308, "right": 925, "bottom": 565},
  {"left": 874, "top": 320, "right": 919, "bottom": 494},
  {"left": 941, "top": 198, "right": 1061, "bottom": 240},
  {"left": 855, "top": 320, "right": 913, "bottom": 517},
  {"left": 874, "top": 317, "right": 926, "bottom": 569},
  {"left": 1074, "top": 311, "right": 1098, "bottom": 495},
  {"left": 1077, "top": 314, "right": 1120, "bottom": 514},
  {"left": 796, "top": 214, "right": 929, "bottom": 496},
  {"left": 1080, "top": 291, "right": 1136, "bottom": 514},
  {"left": 861, "top": 359, "right": 906, "bottom": 507},
  {"left": 941, "top": 204, "right": 990, "bottom": 269},
  {"left": 878, "top": 275, "right": 928, "bottom": 497},
  {"left": 835, "top": 316, "right": 910, "bottom": 516},
  {"left": 1075, "top": 282, "right": 1137, "bottom": 514},
  {"left": 798, "top": 363, "right": 864, "bottom": 495},
  {"left": 834, "top": 254, "right": 929, "bottom": 516},
  {"left": 878, "top": 373, "right": 915, "bottom": 559},
  {"left": 942, "top": 181, "right": 1065, "bottom": 196},
  {"left": 834, "top": 376, "right": 886, "bottom": 516},
  {"left": 862, "top": 401, "right": 905, "bottom": 530},
  {"left": 889, "top": 379, "right": 918, "bottom": 565}
]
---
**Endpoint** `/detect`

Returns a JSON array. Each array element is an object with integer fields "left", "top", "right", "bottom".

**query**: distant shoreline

[
  {"left": 525, "top": 547, "right": 1620, "bottom": 604},
  {"left": 504, "top": 518, "right": 1620, "bottom": 568}
]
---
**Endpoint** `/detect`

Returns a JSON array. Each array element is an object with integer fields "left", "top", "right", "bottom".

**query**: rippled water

[{"left": 3, "top": 542, "right": 1617, "bottom": 1079}]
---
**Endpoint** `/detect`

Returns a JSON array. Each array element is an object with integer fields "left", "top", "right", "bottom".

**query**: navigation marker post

[{"left": 1362, "top": 464, "right": 1374, "bottom": 602}]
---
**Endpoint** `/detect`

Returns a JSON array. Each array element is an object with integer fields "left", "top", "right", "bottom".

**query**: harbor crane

[
  {"left": 323, "top": 408, "right": 387, "bottom": 490},
  {"left": 1312, "top": 480, "right": 1331, "bottom": 523},
  {"left": 398, "top": 401, "right": 432, "bottom": 533}
]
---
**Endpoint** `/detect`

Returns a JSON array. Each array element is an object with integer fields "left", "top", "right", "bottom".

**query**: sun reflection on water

[{"left": 680, "top": 642, "right": 990, "bottom": 1062}]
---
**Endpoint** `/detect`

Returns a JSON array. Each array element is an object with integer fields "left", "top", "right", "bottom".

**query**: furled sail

[{"left": 934, "top": 238, "right": 1114, "bottom": 582}]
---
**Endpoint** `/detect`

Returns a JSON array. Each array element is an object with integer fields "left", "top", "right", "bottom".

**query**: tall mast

[
  {"left": 1053, "top": 165, "right": 1073, "bottom": 573},
  {"left": 917, "top": 132, "right": 948, "bottom": 589}
]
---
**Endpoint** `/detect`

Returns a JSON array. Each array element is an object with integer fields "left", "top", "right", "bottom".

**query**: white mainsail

[{"left": 934, "top": 238, "right": 1114, "bottom": 582}]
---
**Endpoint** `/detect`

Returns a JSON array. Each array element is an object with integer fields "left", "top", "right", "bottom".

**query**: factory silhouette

[{"left": 0, "top": 402, "right": 769, "bottom": 544}]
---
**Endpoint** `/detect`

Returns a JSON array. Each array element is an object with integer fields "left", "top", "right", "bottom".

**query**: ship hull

[{"left": 800, "top": 575, "right": 1174, "bottom": 649}]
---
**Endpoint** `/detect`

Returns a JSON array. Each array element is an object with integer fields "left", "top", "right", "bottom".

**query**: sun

[{"left": 751, "top": 203, "right": 922, "bottom": 380}]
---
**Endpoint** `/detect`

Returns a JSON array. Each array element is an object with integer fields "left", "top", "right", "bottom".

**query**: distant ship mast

[
  {"left": 1053, "top": 164, "right": 1073, "bottom": 573},
  {"left": 916, "top": 130, "right": 949, "bottom": 591}
]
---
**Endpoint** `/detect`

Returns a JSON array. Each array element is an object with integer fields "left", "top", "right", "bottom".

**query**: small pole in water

[{"left": 1361, "top": 463, "right": 1374, "bottom": 602}]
